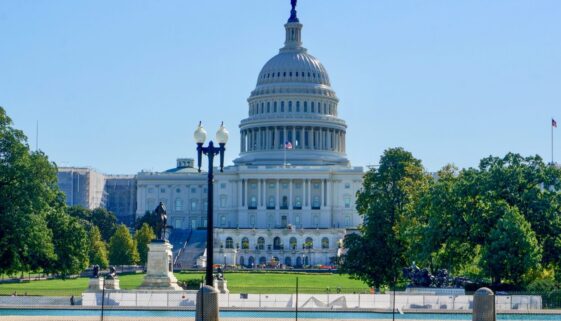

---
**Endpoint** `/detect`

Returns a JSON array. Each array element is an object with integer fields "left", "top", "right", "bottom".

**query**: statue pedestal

[
  {"left": 88, "top": 277, "right": 103, "bottom": 291},
  {"left": 213, "top": 279, "right": 229, "bottom": 294},
  {"left": 104, "top": 278, "right": 120, "bottom": 290},
  {"left": 139, "top": 240, "right": 182, "bottom": 290}
]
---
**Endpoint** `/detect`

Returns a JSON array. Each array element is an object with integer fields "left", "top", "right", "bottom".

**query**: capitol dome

[
  {"left": 234, "top": 3, "right": 349, "bottom": 167},
  {"left": 256, "top": 51, "right": 331, "bottom": 87}
]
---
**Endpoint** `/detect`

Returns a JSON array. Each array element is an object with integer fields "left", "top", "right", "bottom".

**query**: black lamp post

[{"left": 194, "top": 121, "right": 229, "bottom": 287}]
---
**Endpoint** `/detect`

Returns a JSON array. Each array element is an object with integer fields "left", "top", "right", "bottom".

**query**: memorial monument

[{"left": 139, "top": 202, "right": 182, "bottom": 290}]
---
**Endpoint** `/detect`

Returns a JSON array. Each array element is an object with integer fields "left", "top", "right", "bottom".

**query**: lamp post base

[{"left": 196, "top": 285, "right": 220, "bottom": 321}]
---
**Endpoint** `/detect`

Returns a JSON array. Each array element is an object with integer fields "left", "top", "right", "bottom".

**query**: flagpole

[
  {"left": 284, "top": 144, "right": 287, "bottom": 168},
  {"left": 552, "top": 118, "right": 554, "bottom": 165}
]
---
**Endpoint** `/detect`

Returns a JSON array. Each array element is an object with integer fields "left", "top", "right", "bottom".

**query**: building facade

[
  {"left": 57, "top": 167, "right": 107, "bottom": 209},
  {"left": 212, "top": 4, "right": 363, "bottom": 267},
  {"left": 136, "top": 158, "right": 209, "bottom": 230},
  {"left": 57, "top": 168, "right": 138, "bottom": 225},
  {"left": 105, "top": 175, "right": 137, "bottom": 226},
  {"left": 130, "top": 3, "right": 364, "bottom": 268}
]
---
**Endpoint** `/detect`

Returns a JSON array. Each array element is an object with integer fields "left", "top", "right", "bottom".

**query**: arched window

[
  {"left": 268, "top": 196, "right": 275, "bottom": 209},
  {"left": 312, "top": 196, "right": 321, "bottom": 209},
  {"left": 281, "top": 196, "right": 288, "bottom": 209},
  {"left": 288, "top": 101, "right": 292, "bottom": 112},
  {"left": 239, "top": 256, "right": 245, "bottom": 267},
  {"left": 294, "top": 196, "right": 302, "bottom": 209},
  {"left": 296, "top": 256, "right": 302, "bottom": 267},
  {"left": 322, "top": 237, "right": 329, "bottom": 249},
  {"left": 248, "top": 256, "right": 255, "bottom": 267},
  {"left": 273, "top": 101, "right": 277, "bottom": 112},
  {"left": 290, "top": 237, "right": 297, "bottom": 250},
  {"left": 285, "top": 257, "right": 292, "bottom": 266},
  {"left": 304, "top": 237, "right": 313, "bottom": 249},
  {"left": 273, "top": 237, "right": 282, "bottom": 250},
  {"left": 259, "top": 256, "right": 267, "bottom": 265},
  {"left": 257, "top": 237, "right": 265, "bottom": 250},
  {"left": 296, "top": 101, "right": 300, "bottom": 112},
  {"left": 249, "top": 196, "right": 257, "bottom": 209},
  {"left": 303, "top": 101, "right": 307, "bottom": 112},
  {"left": 241, "top": 237, "right": 249, "bottom": 249},
  {"left": 225, "top": 237, "right": 234, "bottom": 249}
]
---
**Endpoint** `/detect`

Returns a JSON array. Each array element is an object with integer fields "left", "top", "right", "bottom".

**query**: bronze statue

[
  {"left": 155, "top": 202, "right": 172, "bottom": 240},
  {"left": 288, "top": 0, "right": 299, "bottom": 22},
  {"left": 105, "top": 266, "right": 117, "bottom": 279},
  {"left": 92, "top": 265, "right": 99, "bottom": 278}
]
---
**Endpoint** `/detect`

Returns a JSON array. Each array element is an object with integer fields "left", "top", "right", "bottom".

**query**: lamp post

[{"left": 194, "top": 121, "right": 229, "bottom": 286}]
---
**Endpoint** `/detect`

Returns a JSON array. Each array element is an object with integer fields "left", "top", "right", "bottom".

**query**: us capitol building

[{"left": 135, "top": 3, "right": 364, "bottom": 268}]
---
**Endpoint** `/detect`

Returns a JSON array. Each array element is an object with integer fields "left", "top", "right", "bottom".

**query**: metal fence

[{"left": 1, "top": 287, "right": 560, "bottom": 321}]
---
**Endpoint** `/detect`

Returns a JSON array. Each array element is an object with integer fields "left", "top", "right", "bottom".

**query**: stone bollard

[
  {"left": 472, "top": 287, "right": 496, "bottom": 321},
  {"left": 196, "top": 285, "right": 220, "bottom": 321}
]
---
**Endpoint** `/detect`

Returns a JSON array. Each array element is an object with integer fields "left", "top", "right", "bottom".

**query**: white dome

[
  {"left": 234, "top": 4, "right": 350, "bottom": 167},
  {"left": 256, "top": 51, "right": 331, "bottom": 87}
]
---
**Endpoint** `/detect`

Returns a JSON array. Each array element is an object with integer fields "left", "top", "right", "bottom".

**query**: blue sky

[{"left": 2, "top": 0, "right": 560, "bottom": 174}]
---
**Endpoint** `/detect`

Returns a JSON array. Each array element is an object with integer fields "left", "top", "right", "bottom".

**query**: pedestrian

[{"left": 70, "top": 295, "right": 75, "bottom": 305}]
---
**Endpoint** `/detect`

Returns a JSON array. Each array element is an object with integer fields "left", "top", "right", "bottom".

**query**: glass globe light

[
  {"left": 215, "top": 122, "right": 229, "bottom": 144},
  {"left": 193, "top": 121, "right": 207, "bottom": 144}
]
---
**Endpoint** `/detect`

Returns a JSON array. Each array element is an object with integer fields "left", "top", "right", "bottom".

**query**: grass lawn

[{"left": 0, "top": 272, "right": 370, "bottom": 296}]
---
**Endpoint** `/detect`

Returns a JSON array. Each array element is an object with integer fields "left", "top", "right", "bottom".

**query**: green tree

[
  {"left": 135, "top": 210, "right": 159, "bottom": 231},
  {"left": 481, "top": 203, "right": 542, "bottom": 284},
  {"left": 46, "top": 211, "right": 90, "bottom": 277},
  {"left": 135, "top": 223, "right": 155, "bottom": 265},
  {"left": 89, "top": 226, "right": 108, "bottom": 268},
  {"left": 0, "top": 107, "right": 58, "bottom": 274},
  {"left": 339, "top": 148, "right": 429, "bottom": 288},
  {"left": 416, "top": 165, "right": 478, "bottom": 273},
  {"left": 419, "top": 153, "right": 561, "bottom": 285},
  {"left": 108, "top": 224, "right": 139, "bottom": 266},
  {"left": 91, "top": 208, "right": 117, "bottom": 242}
]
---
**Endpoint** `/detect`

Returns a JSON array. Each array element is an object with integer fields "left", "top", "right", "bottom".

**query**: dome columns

[{"left": 240, "top": 126, "right": 346, "bottom": 154}]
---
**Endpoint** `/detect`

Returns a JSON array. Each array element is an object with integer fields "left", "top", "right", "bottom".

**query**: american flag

[
  {"left": 553, "top": 118, "right": 557, "bottom": 128},
  {"left": 284, "top": 141, "right": 293, "bottom": 149}
]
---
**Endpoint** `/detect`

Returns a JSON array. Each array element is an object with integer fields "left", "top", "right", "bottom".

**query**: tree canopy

[
  {"left": 109, "top": 224, "right": 139, "bottom": 266},
  {"left": 339, "top": 148, "right": 429, "bottom": 288},
  {"left": 135, "top": 223, "right": 156, "bottom": 265},
  {"left": 341, "top": 149, "right": 561, "bottom": 288},
  {"left": 0, "top": 107, "right": 91, "bottom": 276}
]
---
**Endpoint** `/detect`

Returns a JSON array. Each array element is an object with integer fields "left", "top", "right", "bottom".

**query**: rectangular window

[{"left": 344, "top": 196, "right": 351, "bottom": 209}]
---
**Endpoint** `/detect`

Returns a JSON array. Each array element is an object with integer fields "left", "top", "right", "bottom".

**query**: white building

[
  {"left": 135, "top": 3, "right": 364, "bottom": 268},
  {"left": 212, "top": 4, "right": 363, "bottom": 268},
  {"left": 136, "top": 158, "right": 208, "bottom": 230},
  {"left": 57, "top": 167, "right": 107, "bottom": 210}
]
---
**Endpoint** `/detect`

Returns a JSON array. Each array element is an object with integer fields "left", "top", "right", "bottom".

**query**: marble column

[
  {"left": 289, "top": 179, "right": 293, "bottom": 208},
  {"left": 276, "top": 179, "right": 280, "bottom": 210}
]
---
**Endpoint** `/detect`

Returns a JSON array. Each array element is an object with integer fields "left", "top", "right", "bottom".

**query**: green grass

[{"left": 0, "top": 272, "right": 370, "bottom": 296}]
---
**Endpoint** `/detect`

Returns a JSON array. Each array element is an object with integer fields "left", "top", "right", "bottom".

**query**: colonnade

[
  {"left": 240, "top": 126, "right": 345, "bottom": 153},
  {"left": 238, "top": 178, "right": 330, "bottom": 210}
]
